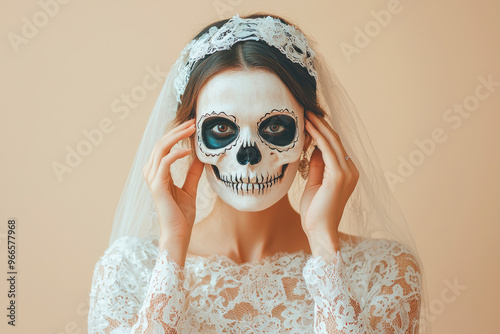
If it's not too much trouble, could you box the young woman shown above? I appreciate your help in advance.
[88,12,428,333]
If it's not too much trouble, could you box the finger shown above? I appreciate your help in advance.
[307,112,359,188]
[165,118,196,137]
[305,146,324,188]
[155,119,195,158]
[182,155,204,199]
[155,148,192,187]
[150,124,196,180]
[306,111,349,170]
[304,117,339,169]
[143,119,195,179]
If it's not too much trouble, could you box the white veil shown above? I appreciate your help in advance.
[108,13,430,332]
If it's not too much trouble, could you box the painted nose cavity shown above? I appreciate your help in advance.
[236,142,261,165]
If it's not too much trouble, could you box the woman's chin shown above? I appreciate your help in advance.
[205,160,300,212]
[219,194,282,212]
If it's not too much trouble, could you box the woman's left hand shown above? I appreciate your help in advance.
[300,110,359,253]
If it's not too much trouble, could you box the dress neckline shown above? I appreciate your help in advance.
[149,235,357,267]
[185,249,312,267]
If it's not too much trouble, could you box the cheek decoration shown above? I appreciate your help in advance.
[257,108,299,152]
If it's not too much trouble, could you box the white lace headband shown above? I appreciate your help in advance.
[173,14,319,104]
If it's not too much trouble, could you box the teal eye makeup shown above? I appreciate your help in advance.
[201,116,239,149]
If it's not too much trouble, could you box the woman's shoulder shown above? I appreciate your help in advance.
[107,235,158,250]
[339,234,421,286]
[97,235,159,269]
[340,232,419,264]
[90,236,161,305]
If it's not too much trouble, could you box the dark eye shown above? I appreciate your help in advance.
[213,124,229,134]
[201,116,239,149]
[264,123,285,134]
[258,114,296,146]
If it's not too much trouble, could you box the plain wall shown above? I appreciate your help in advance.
[1,1,498,333]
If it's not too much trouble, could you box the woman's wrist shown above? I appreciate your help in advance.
[158,235,190,267]
[306,228,341,260]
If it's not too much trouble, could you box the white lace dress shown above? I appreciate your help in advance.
[88,235,421,333]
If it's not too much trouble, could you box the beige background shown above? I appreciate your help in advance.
[1,0,499,333]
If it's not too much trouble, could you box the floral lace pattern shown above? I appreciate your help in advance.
[88,235,421,333]
[173,14,318,104]
[302,240,421,333]
[131,249,188,333]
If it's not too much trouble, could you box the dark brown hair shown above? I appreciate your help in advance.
[173,12,325,130]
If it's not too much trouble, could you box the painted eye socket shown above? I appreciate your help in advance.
[263,123,285,134]
[201,116,239,149]
[258,114,296,146]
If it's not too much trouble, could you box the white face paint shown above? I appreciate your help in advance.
[195,69,305,212]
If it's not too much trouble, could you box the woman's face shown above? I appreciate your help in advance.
[195,69,305,212]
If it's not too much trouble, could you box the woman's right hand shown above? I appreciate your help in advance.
[143,119,204,256]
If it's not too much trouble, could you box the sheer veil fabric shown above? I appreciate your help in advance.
[107,13,430,332]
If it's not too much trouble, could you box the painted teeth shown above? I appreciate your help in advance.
[220,172,282,185]
[219,171,284,195]
[213,164,289,195]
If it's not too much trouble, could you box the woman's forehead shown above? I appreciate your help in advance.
[197,69,302,120]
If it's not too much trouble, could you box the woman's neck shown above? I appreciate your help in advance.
[197,194,309,263]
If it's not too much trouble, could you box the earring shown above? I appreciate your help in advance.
[298,151,309,179]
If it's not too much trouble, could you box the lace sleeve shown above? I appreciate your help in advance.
[130,248,188,333]
[88,236,188,334]
[302,240,422,334]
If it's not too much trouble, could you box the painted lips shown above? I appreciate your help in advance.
[212,164,288,194]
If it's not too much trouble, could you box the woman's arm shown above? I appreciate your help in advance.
[302,239,422,334]
[130,245,188,333]
[88,237,188,334]
[300,111,421,332]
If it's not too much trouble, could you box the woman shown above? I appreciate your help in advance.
[88,12,428,333]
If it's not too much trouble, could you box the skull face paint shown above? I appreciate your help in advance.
[195,69,305,212]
